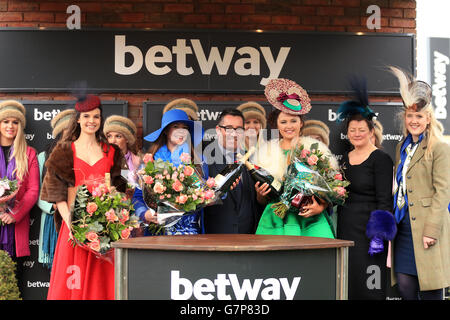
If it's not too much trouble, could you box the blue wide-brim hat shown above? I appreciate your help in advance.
[144,109,204,146]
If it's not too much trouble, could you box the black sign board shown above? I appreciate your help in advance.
[143,100,404,162]
[127,248,337,300]
[0,29,414,94]
[20,100,127,300]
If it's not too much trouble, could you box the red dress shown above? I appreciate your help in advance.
[47,143,116,300]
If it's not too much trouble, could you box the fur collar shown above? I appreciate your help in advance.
[45,142,75,185]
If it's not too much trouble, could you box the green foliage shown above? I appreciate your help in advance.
[0,250,21,300]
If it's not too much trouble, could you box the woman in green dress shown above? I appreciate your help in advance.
[253,78,337,238]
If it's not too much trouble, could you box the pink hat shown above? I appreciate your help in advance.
[264,78,312,115]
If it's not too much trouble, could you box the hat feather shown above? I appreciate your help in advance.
[337,76,375,122]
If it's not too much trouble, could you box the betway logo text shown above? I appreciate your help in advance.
[171,270,301,300]
[115,36,291,85]
[433,50,449,120]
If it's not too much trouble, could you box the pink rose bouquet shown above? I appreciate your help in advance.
[137,152,219,233]
[0,177,19,226]
[70,179,139,263]
[271,142,350,219]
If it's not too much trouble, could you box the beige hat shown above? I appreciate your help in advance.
[236,101,267,129]
[51,109,76,137]
[302,119,330,147]
[103,115,137,146]
[163,98,199,121]
[0,100,26,128]
[373,119,384,147]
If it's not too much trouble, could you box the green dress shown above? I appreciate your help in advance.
[256,203,335,238]
[255,148,335,238]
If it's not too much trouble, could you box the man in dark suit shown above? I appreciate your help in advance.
[203,109,261,234]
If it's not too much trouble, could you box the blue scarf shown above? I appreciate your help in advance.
[0,146,17,257]
[154,143,190,167]
[393,133,424,223]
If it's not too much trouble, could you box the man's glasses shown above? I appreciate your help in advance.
[218,125,245,135]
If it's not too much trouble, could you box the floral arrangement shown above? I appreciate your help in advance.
[138,152,217,233]
[70,181,139,262]
[0,177,18,202]
[271,142,350,219]
[0,178,19,226]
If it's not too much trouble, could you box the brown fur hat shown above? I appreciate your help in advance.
[236,101,267,129]
[302,119,330,147]
[0,100,26,128]
[163,98,199,121]
[103,115,137,146]
[51,109,76,138]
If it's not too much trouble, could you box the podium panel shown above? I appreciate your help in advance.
[113,234,353,300]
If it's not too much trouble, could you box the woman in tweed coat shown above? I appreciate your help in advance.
[390,67,450,300]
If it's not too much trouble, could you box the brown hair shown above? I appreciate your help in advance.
[59,107,110,152]
[147,122,204,178]
[267,109,305,136]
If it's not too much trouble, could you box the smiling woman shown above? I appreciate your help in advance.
[40,94,125,300]
[253,78,336,240]
[335,78,394,300]
[389,66,450,300]
[0,100,40,299]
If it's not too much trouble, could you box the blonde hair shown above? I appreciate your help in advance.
[10,122,28,180]
[400,104,445,160]
[389,66,444,159]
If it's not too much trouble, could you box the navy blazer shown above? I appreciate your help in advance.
[203,140,261,234]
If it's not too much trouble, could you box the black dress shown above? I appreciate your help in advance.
[337,149,393,300]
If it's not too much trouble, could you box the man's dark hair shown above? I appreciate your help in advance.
[217,108,245,126]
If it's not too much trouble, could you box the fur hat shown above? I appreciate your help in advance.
[103,115,137,146]
[0,100,26,128]
[264,78,312,115]
[75,94,101,112]
[236,101,267,129]
[163,98,199,121]
[302,120,330,147]
[51,109,76,138]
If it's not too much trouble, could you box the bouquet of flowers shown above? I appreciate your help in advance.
[0,178,19,226]
[138,152,218,234]
[271,142,350,219]
[70,175,139,263]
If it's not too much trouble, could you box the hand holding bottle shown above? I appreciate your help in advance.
[255,181,271,205]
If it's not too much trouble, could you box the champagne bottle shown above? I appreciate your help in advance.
[214,147,255,195]
[245,161,282,199]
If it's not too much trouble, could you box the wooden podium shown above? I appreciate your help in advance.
[112,234,353,300]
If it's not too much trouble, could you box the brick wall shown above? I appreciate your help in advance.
[0,0,416,148]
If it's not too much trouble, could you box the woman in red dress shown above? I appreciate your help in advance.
[40,95,125,300]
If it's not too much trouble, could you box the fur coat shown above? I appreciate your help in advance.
[40,142,126,232]
[253,136,339,183]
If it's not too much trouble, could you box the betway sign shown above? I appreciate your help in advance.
[115,36,289,86]
[171,270,301,300]
[429,37,450,134]
[0,30,414,93]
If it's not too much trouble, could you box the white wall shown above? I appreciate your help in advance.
[416,0,450,81]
